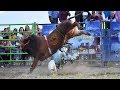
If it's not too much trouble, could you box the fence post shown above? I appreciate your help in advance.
[9,25,12,61]
[32,22,36,35]
[101,21,111,66]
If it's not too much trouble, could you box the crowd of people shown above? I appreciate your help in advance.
[0,11,120,67]
[48,11,120,24]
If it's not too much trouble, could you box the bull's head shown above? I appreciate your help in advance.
[19,34,39,57]
[20,37,30,52]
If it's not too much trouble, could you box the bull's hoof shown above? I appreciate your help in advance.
[28,68,33,74]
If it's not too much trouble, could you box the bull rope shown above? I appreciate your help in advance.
[56,29,64,38]
[44,35,52,55]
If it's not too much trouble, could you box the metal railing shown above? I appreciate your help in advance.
[0,22,36,63]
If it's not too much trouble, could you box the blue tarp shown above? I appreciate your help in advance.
[102,22,120,61]
[41,22,120,61]
[110,22,120,61]
[85,21,101,36]
[101,29,111,61]
[110,22,120,31]
[42,24,57,36]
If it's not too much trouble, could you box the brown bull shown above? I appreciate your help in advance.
[20,20,90,73]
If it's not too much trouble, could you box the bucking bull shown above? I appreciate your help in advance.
[20,20,91,73]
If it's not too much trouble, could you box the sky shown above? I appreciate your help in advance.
[0,11,75,30]
[0,11,75,24]
[0,11,91,30]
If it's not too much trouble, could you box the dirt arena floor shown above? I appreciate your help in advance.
[1,60,120,79]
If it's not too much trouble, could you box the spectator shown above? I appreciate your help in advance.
[96,11,105,20]
[13,28,18,36]
[10,33,19,60]
[24,25,31,38]
[11,33,17,45]
[83,11,91,22]
[104,11,111,20]
[2,36,10,66]
[108,11,115,21]
[106,11,116,29]
[17,27,24,62]
[25,25,31,31]
[59,11,71,22]
[0,36,4,49]
[115,11,120,22]
[98,11,104,21]
[0,36,5,67]
[88,11,99,21]
[48,11,59,24]
[36,25,42,37]
[17,27,24,39]
[75,11,83,26]
[75,11,91,27]
[3,28,9,39]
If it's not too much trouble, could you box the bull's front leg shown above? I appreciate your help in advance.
[29,56,40,73]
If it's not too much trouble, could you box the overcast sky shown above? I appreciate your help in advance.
[0,11,75,24]
[0,11,76,30]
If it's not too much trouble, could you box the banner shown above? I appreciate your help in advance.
[67,30,101,60]
[110,22,120,31]
[101,29,111,61]
[42,24,57,36]
[110,22,120,61]
[41,22,101,60]
[85,21,101,36]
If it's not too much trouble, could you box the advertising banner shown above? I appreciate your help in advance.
[85,21,101,36]
[68,29,101,60]
[42,24,57,36]
[110,22,120,61]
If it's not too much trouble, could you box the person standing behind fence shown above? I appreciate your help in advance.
[115,11,120,22]
[96,11,105,20]
[105,11,116,29]
[17,27,24,39]
[103,11,111,20]
[36,25,42,37]
[58,11,71,22]
[48,11,59,24]
[24,25,31,38]
[108,11,115,21]
[88,11,99,22]
[3,28,9,39]
[75,11,83,27]
[0,36,5,67]
[98,12,104,21]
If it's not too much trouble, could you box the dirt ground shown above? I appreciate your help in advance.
[1,60,120,79]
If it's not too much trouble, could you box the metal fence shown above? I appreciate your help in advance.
[0,23,36,63]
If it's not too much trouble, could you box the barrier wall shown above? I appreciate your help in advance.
[41,24,57,36]
[110,22,120,61]
[42,21,102,60]
[101,21,120,61]
[81,21,101,60]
